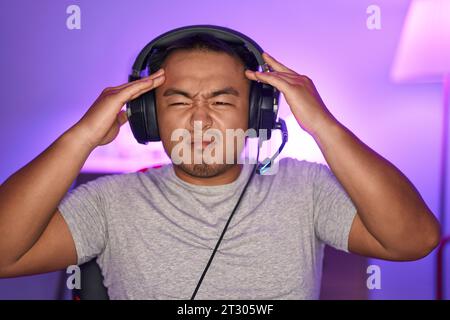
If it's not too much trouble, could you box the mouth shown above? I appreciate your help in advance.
[191,140,213,148]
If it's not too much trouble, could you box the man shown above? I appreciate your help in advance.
[0,33,440,299]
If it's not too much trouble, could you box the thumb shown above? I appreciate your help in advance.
[117,110,128,126]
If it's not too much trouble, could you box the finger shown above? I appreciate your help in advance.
[245,70,291,92]
[246,70,297,86]
[245,69,293,83]
[273,71,300,79]
[245,69,259,82]
[117,110,128,126]
[266,71,300,85]
[107,68,165,92]
[262,52,297,75]
[276,72,314,89]
[247,69,309,87]
[119,74,165,103]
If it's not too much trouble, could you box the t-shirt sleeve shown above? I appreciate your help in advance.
[310,162,357,252]
[58,175,112,265]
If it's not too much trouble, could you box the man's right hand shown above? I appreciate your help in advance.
[73,68,165,149]
[0,68,166,278]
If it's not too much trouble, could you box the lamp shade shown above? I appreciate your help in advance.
[391,0,450,83]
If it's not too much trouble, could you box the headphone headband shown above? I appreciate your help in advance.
[131,24,268,78]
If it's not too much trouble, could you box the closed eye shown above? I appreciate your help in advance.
[168,102,189,106]
[168,102,232,106]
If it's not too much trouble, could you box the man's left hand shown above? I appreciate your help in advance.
[245,52,335,135]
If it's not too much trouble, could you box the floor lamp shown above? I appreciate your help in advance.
[391,0,450,300]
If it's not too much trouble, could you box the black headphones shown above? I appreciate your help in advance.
[126,24,281,144]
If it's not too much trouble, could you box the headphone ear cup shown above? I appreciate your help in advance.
[248,81,262,135]
[258,83,279,141]
[126,90,161,144]
[141,90,161,142]
[248,81,278,141]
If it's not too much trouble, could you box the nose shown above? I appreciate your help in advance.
[189,104,213,131]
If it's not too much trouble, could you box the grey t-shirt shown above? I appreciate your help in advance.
[58,157,357,300]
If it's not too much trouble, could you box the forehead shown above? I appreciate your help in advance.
[160,50,247,87]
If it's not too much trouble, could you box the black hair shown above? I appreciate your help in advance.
[146,33,259,74]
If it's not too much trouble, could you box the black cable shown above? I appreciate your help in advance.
[190,138,261,300]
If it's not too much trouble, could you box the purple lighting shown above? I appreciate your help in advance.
[391,0,450,83]
[0,0,446,300]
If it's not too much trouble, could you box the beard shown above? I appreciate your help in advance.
[167,134,248,178]
[175,162,235,178]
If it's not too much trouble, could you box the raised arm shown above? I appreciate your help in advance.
[0,68,166,277]
[245,52,440,261]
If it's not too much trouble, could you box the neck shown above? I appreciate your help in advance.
[173,164,243,186]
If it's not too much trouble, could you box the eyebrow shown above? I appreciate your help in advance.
[162,86,240,99]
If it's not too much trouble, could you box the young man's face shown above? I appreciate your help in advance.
[155,49,251,178]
